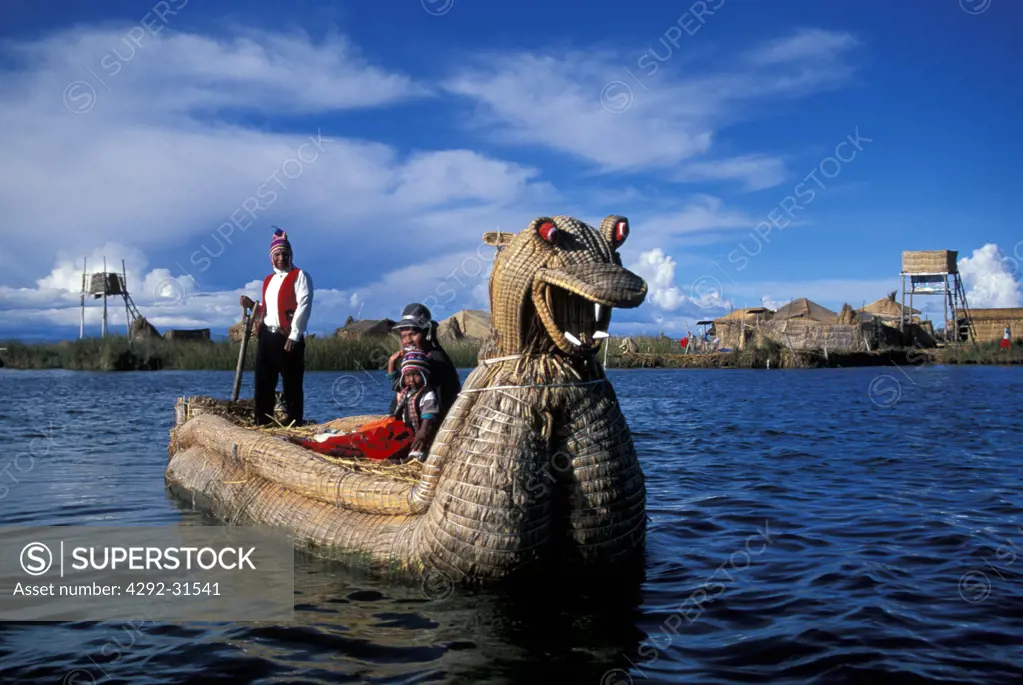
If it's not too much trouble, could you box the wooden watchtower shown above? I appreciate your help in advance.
[899,250,975,347]
[78,257,144,339]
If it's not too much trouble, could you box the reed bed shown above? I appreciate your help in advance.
[0,335,481,371]
[3,334,675,370]
[12,333,1015,371]
[936,340,1023,365]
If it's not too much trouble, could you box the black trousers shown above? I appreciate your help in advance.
[254,330,305,425]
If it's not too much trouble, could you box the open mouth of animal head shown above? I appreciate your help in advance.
[532,263,647,355]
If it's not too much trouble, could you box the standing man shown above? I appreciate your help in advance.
[240,227,313,426]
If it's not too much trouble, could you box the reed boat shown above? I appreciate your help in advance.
[165,215,649,584]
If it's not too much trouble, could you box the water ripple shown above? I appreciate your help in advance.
[1,366,1021,683]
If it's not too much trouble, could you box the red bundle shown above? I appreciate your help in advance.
[292,416,413,461]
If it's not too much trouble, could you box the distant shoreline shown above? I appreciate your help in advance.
[611,348,1022,369]
[1,335,1019,371]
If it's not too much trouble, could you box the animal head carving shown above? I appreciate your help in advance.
[482,215,647,356]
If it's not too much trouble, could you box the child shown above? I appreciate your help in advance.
[394,350,440,462]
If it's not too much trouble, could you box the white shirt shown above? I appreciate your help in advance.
[263,267,313,342]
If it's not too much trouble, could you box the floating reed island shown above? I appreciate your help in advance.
[4,329,1019,372]
[165,215,650,584]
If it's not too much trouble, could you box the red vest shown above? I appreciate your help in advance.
[257,268,301,335]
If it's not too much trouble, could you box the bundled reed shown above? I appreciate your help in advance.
[901,250,958,274]
[967,308,1023,343]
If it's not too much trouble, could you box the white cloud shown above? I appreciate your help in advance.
[672,155,787,192]
[760,295,787,311]
[624,195,757,253]
[1,235,513,336]
[958,244,1023,308]
[346,247,498,323]
[630,249,686,311]
[0,244,364,337]
[651,195,756,236]
[11,27,429,120]
[0,22,865,341]
[744,28,859,68]
[441,28,858,184]
[0,24,561,289]
[627,248,731,319]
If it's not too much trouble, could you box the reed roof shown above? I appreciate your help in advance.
[336,318,396,336]
[858,297,920,317]
[969,308,1023,320]
[713,307,772,323]
[771,298,838,323]
[438,309,491,341]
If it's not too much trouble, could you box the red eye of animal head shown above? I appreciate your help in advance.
[537,221,559,244]
[614,220,629,246]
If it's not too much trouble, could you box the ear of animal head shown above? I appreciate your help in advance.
[600,215,630,251]
[482,232,515,248]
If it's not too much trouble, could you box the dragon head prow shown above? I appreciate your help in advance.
[482,215,647,357]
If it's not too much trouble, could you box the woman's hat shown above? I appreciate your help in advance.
[393,303,432,331]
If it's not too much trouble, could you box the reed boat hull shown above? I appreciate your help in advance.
[165,214,651,585]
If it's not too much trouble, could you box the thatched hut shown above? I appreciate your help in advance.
[228,318,256,342]
[762,298,867,352]
[335,318,396,338]
[163,329,211,342]
[858,292,920,327]
[771,298,838,324]
[130,315,160,341]
[437,309,491,343]
[711,307,773,349]
[967,308,1023,343]
[618,337,639,353]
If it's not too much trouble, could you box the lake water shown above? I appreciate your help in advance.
[1,365,1022,684]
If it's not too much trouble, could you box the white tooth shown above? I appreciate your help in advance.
[564,332,583,346]
[594,303,606,320]
[593,331,610,340]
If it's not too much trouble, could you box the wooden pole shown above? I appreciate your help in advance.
[122,259,131,339]
[739,309,745,351]
[102,256,108,338]
[942,274,949,346]
[908,283,914,347]
[80,257,86,339]
[900,274,906,341]
[232,304,256,402]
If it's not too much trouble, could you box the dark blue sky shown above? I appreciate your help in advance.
[1,0,1020,340]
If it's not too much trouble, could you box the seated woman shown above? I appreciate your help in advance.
[387,303,461,424]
